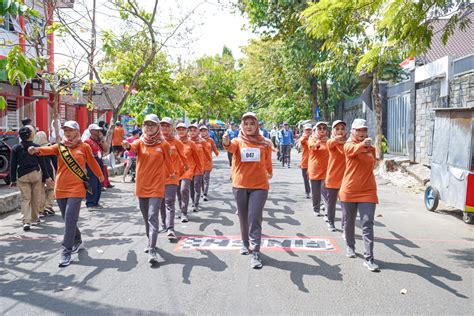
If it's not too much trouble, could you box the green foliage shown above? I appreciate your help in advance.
[0,0,30,17]
[5,46,38,85]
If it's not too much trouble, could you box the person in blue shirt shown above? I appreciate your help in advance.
[279,122,294,168]
[259,121,270,139]
[225,122,239,166]
[208,127,218,147]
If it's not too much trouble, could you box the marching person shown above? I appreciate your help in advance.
[29,121,104,267]
[112,121,125,163]
[84,124,107,211]
[122,114,175,264]
[176,123,203,223]
[279,122,294,167]
[299,124,313,199]
[11,126,51,231]
[259,121,270,139]
[308,122,329,217]
[225,122,239,166]
[339,118,380,272]
[222,112,273,269]
[325,120,347,232]
[189,123,211,212]
[200,125,219,201]
[159,117,187,239]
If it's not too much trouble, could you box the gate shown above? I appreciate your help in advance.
[387,93,410,155]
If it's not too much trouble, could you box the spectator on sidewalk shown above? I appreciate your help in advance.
[122,129,140,183]
[10,126,51,231]
[84,124,106,211]
[112,121,125,163]
[35,131,56,216]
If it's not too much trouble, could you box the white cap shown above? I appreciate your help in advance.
[62,121,80,130]
[144,114,159,124]
[313,121,328,129]
[331,120,346,129]
[88,123,102,131]
[351,118,367,129]
[242,112,257,120]
[199,125,208,130]
[189,123,199,129]
[303,123,312,130]
[176,122,187,129]
[160,117,173,125]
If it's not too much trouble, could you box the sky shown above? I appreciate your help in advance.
[54,0,256,73]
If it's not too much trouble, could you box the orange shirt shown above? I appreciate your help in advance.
[112,126,125,146]
[325,139,346,189]
[180,139,202,180]
[38,143,104,199]
[164,138,187,186]
[224,138,272,190]
[307,137,329,180]
[129,140,174,198]
[193,140,211,176]
[203,138,219,171]
[299,136,310,169]
[339,141,378,203]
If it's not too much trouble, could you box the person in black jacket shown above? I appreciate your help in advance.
[10,126,52,231]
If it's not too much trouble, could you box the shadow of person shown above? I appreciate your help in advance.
[446,247,474,269]
[260,254,343,293]
[155,248,228,285]
[190,215,234,232]
[264,215,301,230]
[376,255,468,298]
[378,231,420,258]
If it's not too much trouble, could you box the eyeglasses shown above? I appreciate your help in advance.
[317,126,327,130]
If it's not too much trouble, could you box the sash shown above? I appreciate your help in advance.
[58,143,92,194]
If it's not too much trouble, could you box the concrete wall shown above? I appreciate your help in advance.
[341,98,376,139]
[450,72,474,108]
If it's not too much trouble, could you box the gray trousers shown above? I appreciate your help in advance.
[190,175,203,208]
[57,198,82,254]
[202,171,211,196]
[233,188,268,252]
[138,197,162,249]
[342,202,376,260]
[160,184,178,230]
[310,180,328,214]
[281,145,291,163]
[301,168,311,194]
[326,188,340,224]
[177,179,191,215]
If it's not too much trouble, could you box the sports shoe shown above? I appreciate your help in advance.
[250,252,263,269]
[364,259,380,272]
[39,212,46,218]
[324,215,329,223]
[181,215,189,223]
[59,252,72,267]
[148,247,159,264]
[305,193,311,199]
[71,241,84,254]
[87,206,96,212]
[240,246,250,255]
[203,195,208,202]
[44,207,55,215]
[327,222,336,232]
[314,211,323,217]
[144,247,149,253]
[346,247,356,258]
[159,225,167,233]
[193,206,199,212]
[31,219,41,226]
[167,229,177,240]
[23,223,31,231]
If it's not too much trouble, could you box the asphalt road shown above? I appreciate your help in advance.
[1,151,473,315]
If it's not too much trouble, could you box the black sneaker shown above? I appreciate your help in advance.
[203,195,208,202]
[346,247,356,258]
[364,259,380,272]
[59,252,72,267]
[250,252,263,269]
[23,223,31,231]
[44,207,55,215]
[71,241,84,254]
[148,247,159,264]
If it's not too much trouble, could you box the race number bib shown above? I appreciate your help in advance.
[241,147,261,162]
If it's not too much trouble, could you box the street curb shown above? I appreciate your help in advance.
[0,191,20,215]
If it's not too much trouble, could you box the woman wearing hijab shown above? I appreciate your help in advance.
[176,123,203,223]
[189,123,211,212]
[35,131,56,216]
[122,114,175,265]
[307,122,329,217]
[325,120,347,232]
[222,112,273,269]
[11,126,51,231]
[29,121,104,267]
[298,124,313,199]
[339,118,380,272]
[199,125,219,201]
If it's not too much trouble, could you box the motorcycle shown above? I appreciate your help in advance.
[0,135,14,185]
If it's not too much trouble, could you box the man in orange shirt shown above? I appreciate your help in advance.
[298,124,312,199]
[339,118,380,272]
[112,121,125,162]
[308,122,329,217]
[199,125,219,201]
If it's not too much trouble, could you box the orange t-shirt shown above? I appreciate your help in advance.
[112,126,125,146]
[38,143,104,199]
[224,138,272,190]
[299,136,310,169]
[193,140,211,176]
[325,139,346,189]
[129,140,174,198]
[307,137,329,180]
[164,138,187,186]
[204,138,219,171]
[339,141,378,203]
[180,139,203,180]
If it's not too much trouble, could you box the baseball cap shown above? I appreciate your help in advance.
[199,125,208,130]
[315,121,328,128]
[189,123,199,129]
[62,120,80,130]
[283,122,289,125]
[303,124,312,130]
[144,114,159,124]
[88,123,102,131]
[351,118,367,129]
[332,120,346,129]
[176,123,187,129]
[242,112,257,120]
[258,120,263,125]
[160,117,173,125]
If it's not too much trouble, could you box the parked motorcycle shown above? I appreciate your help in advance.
[0,135,14,185]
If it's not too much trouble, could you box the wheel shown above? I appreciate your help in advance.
[424,185,440,212]
[463,212,474,224]
[3,175,11,185]
[0,154,9,173]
